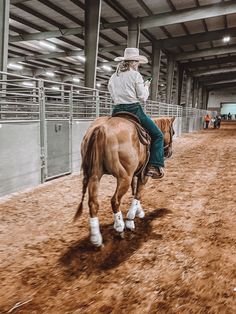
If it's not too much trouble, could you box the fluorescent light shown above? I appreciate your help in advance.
[160,83,164,87]
[22,82,34,87]
[223,36,231,43]
[8,63,23,70]
[77,56,86,62]
[102,65,112,71]
[46,71,55,77]
[39,41,56,50]
[52,86,59,90]
[96,83,101,88]
[73,77,80,83]
[76,90,80,94]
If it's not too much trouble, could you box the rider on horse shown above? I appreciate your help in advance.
[108,48,165,179]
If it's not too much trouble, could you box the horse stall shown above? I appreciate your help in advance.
[2,74,234,314]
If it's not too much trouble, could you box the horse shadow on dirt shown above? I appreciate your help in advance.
[59,208,172,280]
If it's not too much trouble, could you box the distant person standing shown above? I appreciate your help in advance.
[216,115,222,128]
[204,114,211,129]
[228,112,232,120]
[213,117,217,128]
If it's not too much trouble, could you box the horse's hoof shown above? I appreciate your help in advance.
[125,219,135,230]
[114,225,124,233]
[136,209,145,219]
[120,231,125,239]
[90,233,103,247]
[114,220,125,233]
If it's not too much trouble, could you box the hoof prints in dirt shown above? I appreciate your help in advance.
[59,208,171,278]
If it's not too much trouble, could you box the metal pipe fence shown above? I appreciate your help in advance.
[0,72,218,196]
[0,72,216,122]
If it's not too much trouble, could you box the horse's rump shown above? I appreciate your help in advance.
[81,117,147,178]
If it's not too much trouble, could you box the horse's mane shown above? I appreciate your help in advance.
[153,117,173,132]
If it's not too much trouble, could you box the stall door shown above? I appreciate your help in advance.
[46,120,71,179]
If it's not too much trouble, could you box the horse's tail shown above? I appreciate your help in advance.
[74,125,105,221]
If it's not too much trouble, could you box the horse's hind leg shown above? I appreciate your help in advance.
[88,176,103,246]
[126,176,148,230]
[111,176,131,233]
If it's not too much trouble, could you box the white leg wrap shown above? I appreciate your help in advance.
[125,219,135,230]
[113,211,125,233]
[127,199,145,220]
[89,217,102,247]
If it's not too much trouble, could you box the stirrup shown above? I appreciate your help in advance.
[146,166,164,179]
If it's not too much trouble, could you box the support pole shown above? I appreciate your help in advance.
[176,63,184,106]
[192,78,198,108]
[202,86,209,109]
[166,56,175,104]
[128,19,140,48]
[198,83,203,109]
[186,76,192,107]
[151,43,161,101]
[0,0,9,72]
[84,0,102,88]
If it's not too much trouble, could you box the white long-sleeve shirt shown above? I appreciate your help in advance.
[108,69,149,104]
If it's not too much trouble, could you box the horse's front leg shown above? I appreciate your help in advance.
[88,176,103,247]
[111,176,131,234]
[126,176,148,230]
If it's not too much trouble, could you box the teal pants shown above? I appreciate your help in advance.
[112,103,164,167]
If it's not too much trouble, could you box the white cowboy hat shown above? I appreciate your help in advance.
[114,48,148,64]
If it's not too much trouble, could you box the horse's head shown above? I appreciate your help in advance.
[154,117,175,159]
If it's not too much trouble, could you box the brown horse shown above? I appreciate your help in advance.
[74,116,175,246]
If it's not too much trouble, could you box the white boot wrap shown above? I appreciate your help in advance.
[89,217,102,247]
[113,211,125,233]
[127,199,145,219]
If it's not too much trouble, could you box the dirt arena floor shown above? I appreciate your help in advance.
[0,121,236,314]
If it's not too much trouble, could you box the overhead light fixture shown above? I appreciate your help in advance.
[46,71,55,77]
[96,83,101,88]
[8,63,23,70]
[73,77,80,83]
[39,41,56,50]
[22,82,34,87]
[160,83,164,87]
[76,90,80,94]
[102,65,112,71]
[52,86,59,90]
[223,36,231,43]
[77,56,86,62]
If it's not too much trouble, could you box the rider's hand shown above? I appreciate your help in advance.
[144,80,151,88]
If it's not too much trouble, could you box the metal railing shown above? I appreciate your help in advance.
[0,72,216,121]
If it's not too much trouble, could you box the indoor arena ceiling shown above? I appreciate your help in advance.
[7,0,236,92]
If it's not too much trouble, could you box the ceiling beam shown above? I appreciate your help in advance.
[182,55,236,69]
[9,27,84,42]
[155,27,236,49]
[192,66,236,77]
[99,42,150,52]
[103,0,154,56]
[176,45,236,61]
[198,72,236,82]
[207,81,236,90]
[10,0,31,3]
[205,78,236,86]
[71,26,236,54]
[102,1,236,30]
[8,50,84,63]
